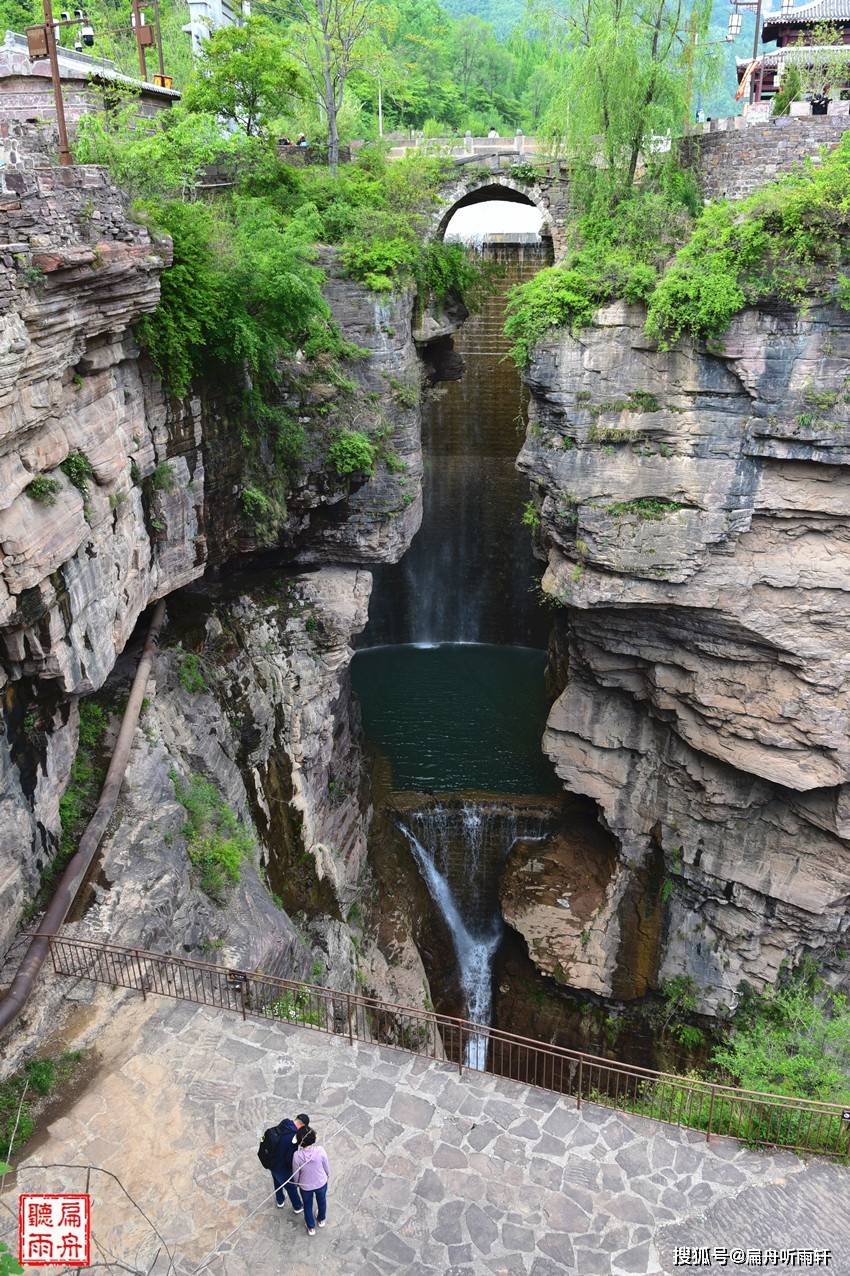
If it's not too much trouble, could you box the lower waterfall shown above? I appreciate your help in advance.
[399,803,549,1068]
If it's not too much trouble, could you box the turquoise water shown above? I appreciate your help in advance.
[351,644,559,794]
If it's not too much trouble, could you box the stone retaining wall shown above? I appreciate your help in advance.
[683,115,850,201]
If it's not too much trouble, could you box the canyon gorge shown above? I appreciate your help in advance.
[2,115,850,1087]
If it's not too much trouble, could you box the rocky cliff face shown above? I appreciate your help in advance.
[519,298,850,1014]
[0,140,431,997]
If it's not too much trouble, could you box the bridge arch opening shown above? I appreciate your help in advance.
[435,179,554,249]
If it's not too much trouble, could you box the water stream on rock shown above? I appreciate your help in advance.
[356,230,556,1063]
[399,805,549,1067]
[365,239,552,647]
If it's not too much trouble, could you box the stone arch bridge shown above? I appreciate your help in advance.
[434,162,570,259]
[418,114,850,258]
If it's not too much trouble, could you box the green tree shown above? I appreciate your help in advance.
[278,0,374,170]
[538,0,716,196]
[182,16,303,136]
[794,21,850,104]
[771,63,801,116]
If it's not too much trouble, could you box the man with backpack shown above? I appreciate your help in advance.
[258,1112,309,1211]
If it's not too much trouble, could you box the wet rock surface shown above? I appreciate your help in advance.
[520,298,850,1012]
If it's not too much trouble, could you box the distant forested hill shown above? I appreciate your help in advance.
[440,0,756,117]
[440,0,526,38]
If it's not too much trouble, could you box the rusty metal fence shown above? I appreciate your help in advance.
[44,935,850,1158]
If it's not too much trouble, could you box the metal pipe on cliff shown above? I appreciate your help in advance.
[0,599,167,1037]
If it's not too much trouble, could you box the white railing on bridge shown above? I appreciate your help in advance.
[386,132,541,161]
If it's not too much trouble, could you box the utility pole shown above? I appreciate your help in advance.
[41,0,73,165]
[131,0,147,80]
[152,0,165,79]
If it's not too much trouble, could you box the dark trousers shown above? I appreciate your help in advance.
[300,1183,327,1229]
[271,1169,301,1209]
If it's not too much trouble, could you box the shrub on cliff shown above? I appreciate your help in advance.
[328,429,377,476]
[505,173,694,365]
[172,772,254,904]
[508,134,850,363]
[712,963,850,1105]
[134,196,330,398]
[645,133,850,347]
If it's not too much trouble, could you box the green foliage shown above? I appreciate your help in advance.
[837,275,850,312]
[172,772,253,903]
[416,239,486,304]
[25,476,61,505]
[627,390,661,412]
[521,499,540,530]
[713,965,850,1103]
[0,1053,83,1163]
[0,1240,23,1276]
[151,461,175,493]
[645,135,850,347]
[794,22,850,102]
[240,485,278,537]
[77,104,337,398]
[75,93,243,198]
[509,162,539,184]
[328,429,377,476]
[606,497,685,520]
[25,700,107,918]
[265,989,325,1026]
[505,176,694,365]
[177,651,207,695]
[182,17,303,136]
[771,64,801,116]
[134,195,331,399]
[537,0,717,196]
[60,451,95,495]
[78,702,107,749]
[300,147,485,297]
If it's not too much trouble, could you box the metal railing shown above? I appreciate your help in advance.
[42,935,850,1158]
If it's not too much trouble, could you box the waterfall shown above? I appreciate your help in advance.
[400,803,550,1069]
[399,819,500,1069]
[362,240,553,649]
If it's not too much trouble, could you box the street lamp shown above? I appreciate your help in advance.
[729,0,765,102]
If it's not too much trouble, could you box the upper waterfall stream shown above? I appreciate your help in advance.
[365,240,552,648]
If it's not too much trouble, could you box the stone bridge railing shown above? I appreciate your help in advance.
[387,133,544,165]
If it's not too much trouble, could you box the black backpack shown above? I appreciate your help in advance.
[257,1125,281,1169]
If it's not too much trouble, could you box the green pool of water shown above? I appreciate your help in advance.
[351,644,559,794]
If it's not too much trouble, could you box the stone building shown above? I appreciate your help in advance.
[0,30,179,130]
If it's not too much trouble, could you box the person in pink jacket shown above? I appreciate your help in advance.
[291,1127,330,1236]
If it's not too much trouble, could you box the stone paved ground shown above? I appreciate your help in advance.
[2,996,849,1275]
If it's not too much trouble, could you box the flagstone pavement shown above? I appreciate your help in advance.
[2,996,849,1275]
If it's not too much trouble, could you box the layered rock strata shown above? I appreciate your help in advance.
[519,298,850,1013]
[0,140,429,988]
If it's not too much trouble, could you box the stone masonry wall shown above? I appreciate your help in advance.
[684,115,850,201]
